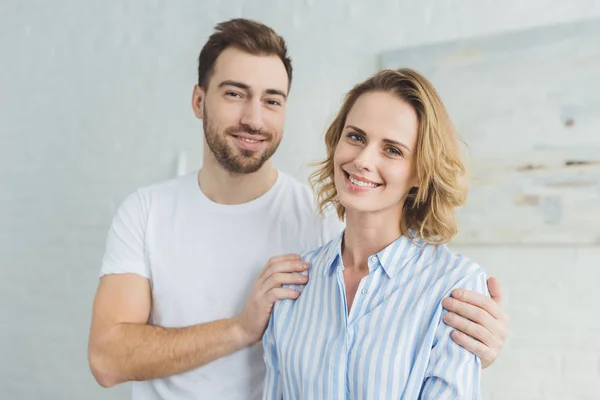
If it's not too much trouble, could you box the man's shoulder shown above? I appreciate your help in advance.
[135,171,195,200]
[274,171,320,220]
[113,172,196,220]
[276,171,344,231]
[276,171,314,203]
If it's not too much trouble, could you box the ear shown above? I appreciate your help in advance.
[191,84,205,120]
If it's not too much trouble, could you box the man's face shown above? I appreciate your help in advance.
[193,47,289,174]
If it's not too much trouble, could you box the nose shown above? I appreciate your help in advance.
[352,145,376,172]
[239,99,264,132]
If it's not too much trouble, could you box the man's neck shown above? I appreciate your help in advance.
[197,158,278,205]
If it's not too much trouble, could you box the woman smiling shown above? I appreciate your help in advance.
[263,68,487,400]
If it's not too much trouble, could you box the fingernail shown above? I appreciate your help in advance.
[454,289,464,298]
[442,298,453,308]
[444,313,453,323]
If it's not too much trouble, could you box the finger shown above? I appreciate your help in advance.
[259,254,302,277]
[450,330,496,369]
[443,312,496,347]
[443,297,509,342]
[261,271,309,292]
[442,297,497,328]
[487,277,503,306]
[260,260,309,283]
[266,287,301,303]
[449,288,505,321]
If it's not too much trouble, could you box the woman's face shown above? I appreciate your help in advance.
[333,91,419,217]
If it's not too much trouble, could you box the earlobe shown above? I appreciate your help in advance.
[191,84,205,120]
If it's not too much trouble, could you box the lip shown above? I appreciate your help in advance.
[342,170,383,192]
[230,134,267,151]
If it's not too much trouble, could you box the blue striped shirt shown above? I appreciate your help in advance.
[262,231,488,399]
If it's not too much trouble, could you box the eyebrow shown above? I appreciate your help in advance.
[219,80,287,100]
[346,125,412,152]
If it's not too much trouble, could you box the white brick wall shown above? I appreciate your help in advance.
[2,1,599,398]
[452,246,600,399]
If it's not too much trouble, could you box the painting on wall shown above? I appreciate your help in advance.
[380,18,600,245]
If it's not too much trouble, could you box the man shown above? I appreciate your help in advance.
[88,18,509,400]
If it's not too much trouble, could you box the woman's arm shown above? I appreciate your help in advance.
[420,272,488,399]
[262,313,283,400]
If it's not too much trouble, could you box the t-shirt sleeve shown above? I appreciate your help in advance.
[100,189,151,279]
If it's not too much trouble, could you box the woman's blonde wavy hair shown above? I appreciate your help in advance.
[309,68,468,244]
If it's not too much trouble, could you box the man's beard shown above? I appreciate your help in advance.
[203,108,281,174]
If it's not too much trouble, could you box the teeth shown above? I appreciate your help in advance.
[349,175,378,188]
[238,137,260,143]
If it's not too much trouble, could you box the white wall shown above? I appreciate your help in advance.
[2,1,599,399]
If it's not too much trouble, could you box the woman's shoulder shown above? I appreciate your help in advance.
[420,243,488,293]
[300,232,343,274]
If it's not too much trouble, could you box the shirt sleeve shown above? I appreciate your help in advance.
[419,271,488,400]
[99,189,151,279]
[262,312,283,400]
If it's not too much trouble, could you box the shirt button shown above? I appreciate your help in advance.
[370,256,377,263]
[361,288,368,295]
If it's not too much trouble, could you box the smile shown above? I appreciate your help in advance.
[344,171,382,188]
[230,134,268,151]
[233,136,264,143]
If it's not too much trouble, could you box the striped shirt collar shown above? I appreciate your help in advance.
[321,230,424,278]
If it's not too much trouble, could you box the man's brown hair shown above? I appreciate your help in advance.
[197,18,293,90]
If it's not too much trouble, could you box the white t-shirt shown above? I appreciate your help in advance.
[100,170,343,400]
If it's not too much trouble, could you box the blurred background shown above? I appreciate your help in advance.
[2,1,600,399]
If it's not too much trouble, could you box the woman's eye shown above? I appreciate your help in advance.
[386,147,403,157]
[348,133,364,143]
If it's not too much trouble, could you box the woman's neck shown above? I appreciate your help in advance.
[342,208,403,273]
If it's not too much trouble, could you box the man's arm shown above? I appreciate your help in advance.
[88,273,244,387]
[88,255,309,388]
[442,276,509,368]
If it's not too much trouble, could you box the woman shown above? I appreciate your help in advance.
[262,68,487,399]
